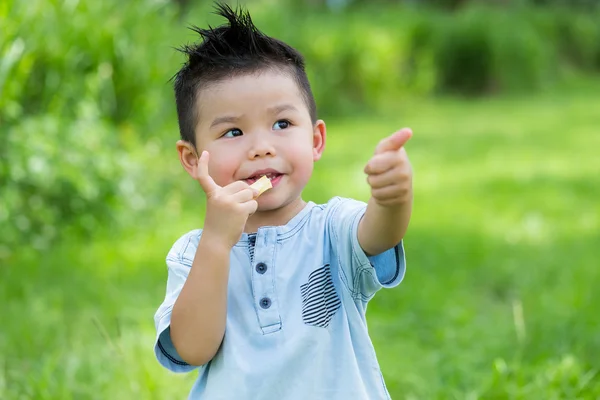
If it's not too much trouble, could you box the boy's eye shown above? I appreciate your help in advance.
[222,128,243,138]
[273,120,290,130]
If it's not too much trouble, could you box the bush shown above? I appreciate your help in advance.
[1,0,599,259]
[0,0,184,257]
[432,10,495,95]
[490,11,555,93]
[555,12,600,70]
[264,4,599,102]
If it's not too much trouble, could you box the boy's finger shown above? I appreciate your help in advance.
[196,151,220,193]
[374,128,412,155]
[222,180,253,195]
[230,188,256,203]
[242,199,259,216]
[364,152,397,175]
[366,168,403,189]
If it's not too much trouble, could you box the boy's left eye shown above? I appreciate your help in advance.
[272,120,290,130]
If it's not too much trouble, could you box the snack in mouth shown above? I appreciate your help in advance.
[250,175,272,197]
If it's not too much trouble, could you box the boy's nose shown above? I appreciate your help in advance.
[248,137,276,159]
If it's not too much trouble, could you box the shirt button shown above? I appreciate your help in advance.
[259,297,272,309]
[255,262,267,274]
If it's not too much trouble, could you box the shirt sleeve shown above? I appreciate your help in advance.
[153,229,204,373]
[327,197,406,302]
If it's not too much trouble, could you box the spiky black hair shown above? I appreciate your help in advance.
[172,2,317,147]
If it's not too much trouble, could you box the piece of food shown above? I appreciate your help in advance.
[250,175,272,196]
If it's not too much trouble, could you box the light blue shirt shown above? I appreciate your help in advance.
[154,197,406,399]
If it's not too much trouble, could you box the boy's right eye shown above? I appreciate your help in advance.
[222,128,243,138]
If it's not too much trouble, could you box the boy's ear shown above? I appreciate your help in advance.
[312,120,326,161]
[176,140,199,178]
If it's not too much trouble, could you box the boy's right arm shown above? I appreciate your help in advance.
[167,150,258,366]
[169,232,231,366]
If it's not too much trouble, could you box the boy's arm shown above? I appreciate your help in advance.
[169,233,230,366]
[357,129,413,256]
[358,196,412,256]
[169,150,259,366]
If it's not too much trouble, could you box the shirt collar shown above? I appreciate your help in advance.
[235,201,316,245]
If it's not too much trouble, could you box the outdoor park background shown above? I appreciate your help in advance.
[1,0,599,398]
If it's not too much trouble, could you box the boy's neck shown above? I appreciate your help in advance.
[244,197,307,233]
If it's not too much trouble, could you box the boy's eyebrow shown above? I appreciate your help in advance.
[266,104,299,114]
[209,104,298,128]
[210,115,241,128]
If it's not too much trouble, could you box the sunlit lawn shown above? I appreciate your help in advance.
[2,84,600,399]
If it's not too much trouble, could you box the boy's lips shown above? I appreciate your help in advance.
[243,169,284,186]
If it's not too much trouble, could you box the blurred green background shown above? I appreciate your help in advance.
[2,0,600,398]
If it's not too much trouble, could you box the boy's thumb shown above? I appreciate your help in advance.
[374,128,412,154]
[196,151,219,193]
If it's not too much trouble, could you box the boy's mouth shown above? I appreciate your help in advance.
[245,171,283,185]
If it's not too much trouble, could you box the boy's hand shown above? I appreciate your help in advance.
[364,128,413,207]
[195,151,258,248]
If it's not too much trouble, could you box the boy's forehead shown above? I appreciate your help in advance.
[195,71,307,121]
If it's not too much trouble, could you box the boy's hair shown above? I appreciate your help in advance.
[173,3,317,148]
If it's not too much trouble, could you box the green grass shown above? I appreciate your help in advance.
[2,85,600,399]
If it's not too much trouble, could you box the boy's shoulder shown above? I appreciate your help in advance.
[308,196,368,221]
[324,196,366,209]
[166,196,368,257]
[166,228,202,265]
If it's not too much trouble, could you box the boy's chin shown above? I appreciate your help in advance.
[255,193,297,212]
[255,198,282,212]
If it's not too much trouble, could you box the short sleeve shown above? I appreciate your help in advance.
[328,197,406,302]
[153,229,203,373]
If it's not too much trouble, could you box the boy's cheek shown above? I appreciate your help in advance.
[296,150,317,174]
[207,159,238,186]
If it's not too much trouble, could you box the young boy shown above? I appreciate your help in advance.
[154,3,413,399]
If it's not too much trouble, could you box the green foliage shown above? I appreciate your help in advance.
[433,10,495,94]
[481,355,600,398]
[269,4,599,102]
[0,0,184,255]
[2,0,600,396]
[2,86,599,399]
[554,12,600,70]
[1,0,599,260]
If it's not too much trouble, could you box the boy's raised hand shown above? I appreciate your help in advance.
[195,151,258,248]
[364,128,413,207]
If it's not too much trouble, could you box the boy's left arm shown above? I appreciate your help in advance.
[358,128,413,256]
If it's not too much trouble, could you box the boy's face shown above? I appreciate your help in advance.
[182,70,326,212]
